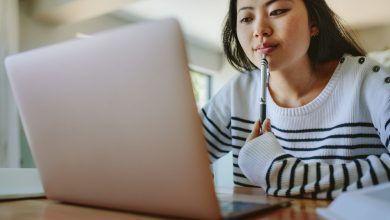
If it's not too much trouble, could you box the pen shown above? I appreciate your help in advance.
[259,54,268,123]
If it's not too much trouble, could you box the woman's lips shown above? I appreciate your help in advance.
[258,46,276,54]
[254,44,278,54]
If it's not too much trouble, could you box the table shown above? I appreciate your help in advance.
[0,187,331,220]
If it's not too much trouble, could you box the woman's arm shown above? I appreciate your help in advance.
[201,107,233,163]
[239,132,390,199]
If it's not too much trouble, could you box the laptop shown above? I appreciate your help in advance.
[5,18,289,219]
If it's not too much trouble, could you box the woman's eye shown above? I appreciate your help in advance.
[269,9,289,16]
[240,17,253,24]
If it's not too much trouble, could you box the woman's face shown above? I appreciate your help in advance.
[236,0,317,71]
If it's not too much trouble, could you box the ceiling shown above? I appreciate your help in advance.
[118,0,390,50]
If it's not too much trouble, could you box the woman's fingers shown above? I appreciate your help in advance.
[246,120,261,142]
[246,119,272,142]
[262,118,271,133]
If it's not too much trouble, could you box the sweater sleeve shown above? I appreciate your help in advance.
[200,83,233,164]
[239,64,390,199]
[238,133,390,199]
[362,64,390,149]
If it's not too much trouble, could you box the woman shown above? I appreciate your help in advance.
[201,0,390,199]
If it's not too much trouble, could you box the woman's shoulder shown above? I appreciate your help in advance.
[203,70,258,109]
[340,54,390,94]
[341,54,388,76]
[226,70,259,90]
[211,70,258,96]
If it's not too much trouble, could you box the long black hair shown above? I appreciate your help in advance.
[222,0,366,72]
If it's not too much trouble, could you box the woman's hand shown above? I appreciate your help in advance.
[246,119,271,142]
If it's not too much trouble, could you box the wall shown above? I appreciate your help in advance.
[20,2,223,71]
[20,3,128,51]
[356,24,390,52]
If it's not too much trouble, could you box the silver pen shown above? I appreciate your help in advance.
[259,54,268,123]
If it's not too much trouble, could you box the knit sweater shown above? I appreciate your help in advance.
[201,54,390,199]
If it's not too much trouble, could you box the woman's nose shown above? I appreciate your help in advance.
[253,19,272,38]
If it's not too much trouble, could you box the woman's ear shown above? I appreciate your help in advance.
[310,24,319,37]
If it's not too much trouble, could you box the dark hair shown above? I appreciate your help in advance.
[222,0,366,72]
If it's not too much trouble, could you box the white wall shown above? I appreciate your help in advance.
[20,2,128,51]
[19,1,224,72]
[356,24,390,52]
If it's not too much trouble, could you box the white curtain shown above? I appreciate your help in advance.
[0,0,20,167]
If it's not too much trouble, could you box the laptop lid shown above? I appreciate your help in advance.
[5,18,220,219]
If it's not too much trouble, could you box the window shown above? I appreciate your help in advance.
[189,70,212,109]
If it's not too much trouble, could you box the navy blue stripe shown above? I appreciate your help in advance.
[231,145,242,150]
[312,162,321,199]
[342,164,349,192]
[203,124,242,149]
[233,154,238,158]
[234,172,246,178]
[231,117,255,124]
[327,165,335,199]
[232,134,382,143]
[379,160,390,181]
[202,109,232,140]
[266,154,292,194]
[386,136,390,148]
[234,181,258,188]
[226,120,231,129]
[233,163,239,168]
[275,154,293,161]
[274,160,288,196]
[232,135,247,141]
[282,144,385,152]
[230,135,248,142]
[208,150,219,160]
[276,133,380,142]
[206,138,229,154]
[354,160,363,189]
[203,123,231,145]
[385,118,390,130]
[367,159,379,185]
[271,122,375,133]
[300,164,309,198]
[286,159,300,197]
[232,123,378,136]
[299,155,376,161]
[231,126,251,133]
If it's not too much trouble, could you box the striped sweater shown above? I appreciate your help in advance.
[201,54,390,199]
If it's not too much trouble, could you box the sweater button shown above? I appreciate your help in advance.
[358,57,365,64]
[385,77,390,83]
[373,65,380,72]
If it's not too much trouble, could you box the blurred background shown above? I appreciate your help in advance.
[1,0,389,187]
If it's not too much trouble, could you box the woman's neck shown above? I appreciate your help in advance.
[268,59,338,108]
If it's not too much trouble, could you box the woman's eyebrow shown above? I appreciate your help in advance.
[265,0,291,7]
[237,0,291,13]
[237,6,254,14]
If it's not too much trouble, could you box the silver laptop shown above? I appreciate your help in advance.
[5,18,289,219]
